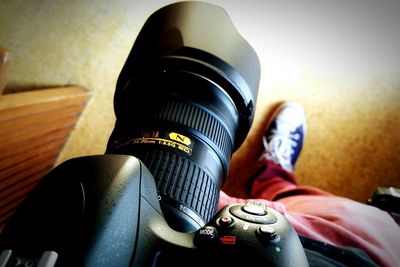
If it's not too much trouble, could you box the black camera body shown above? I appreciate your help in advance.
[0,155,308,266]
[0,2,309,266]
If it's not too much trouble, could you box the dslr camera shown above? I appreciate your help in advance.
[0,2,308,266]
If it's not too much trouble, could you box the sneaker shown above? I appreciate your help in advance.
[261,102,307,172]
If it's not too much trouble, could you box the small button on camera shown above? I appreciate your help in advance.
[257,225,279,242]
[218,216,234,227]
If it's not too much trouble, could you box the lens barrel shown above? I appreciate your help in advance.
[107,2,260,232]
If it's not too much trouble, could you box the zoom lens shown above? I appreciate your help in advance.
[106,2,260,232]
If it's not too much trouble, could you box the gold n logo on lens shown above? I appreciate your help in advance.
[168,132,191,145]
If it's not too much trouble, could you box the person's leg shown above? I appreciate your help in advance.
[249,158,332,201]
[219,102,400,267]
[250,102,331,200]
[220,102,329,205]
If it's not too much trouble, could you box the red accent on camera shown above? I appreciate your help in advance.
[219,235,236,245]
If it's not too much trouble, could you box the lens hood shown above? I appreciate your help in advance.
[115,1,260,148]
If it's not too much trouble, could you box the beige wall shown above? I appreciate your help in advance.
[1,0,400,201]
[0,0,174,160]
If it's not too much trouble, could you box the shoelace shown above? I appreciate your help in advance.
[263,128,301,171]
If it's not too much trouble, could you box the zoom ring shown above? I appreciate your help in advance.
[142,149,219,224]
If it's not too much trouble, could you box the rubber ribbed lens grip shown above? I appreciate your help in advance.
[141,149,219,225]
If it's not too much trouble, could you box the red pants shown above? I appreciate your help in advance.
[219,159,400,267]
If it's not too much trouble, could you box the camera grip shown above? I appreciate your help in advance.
[194,202,309,266]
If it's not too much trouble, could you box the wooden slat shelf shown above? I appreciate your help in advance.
[0,127,73,161]
[0,139,65,179]
[0,86,91,230]
[0,105,84,136]
[0,115,79,147]
[0,149,60,189]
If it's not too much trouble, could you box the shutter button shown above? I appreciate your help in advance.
[242,202,267,216]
